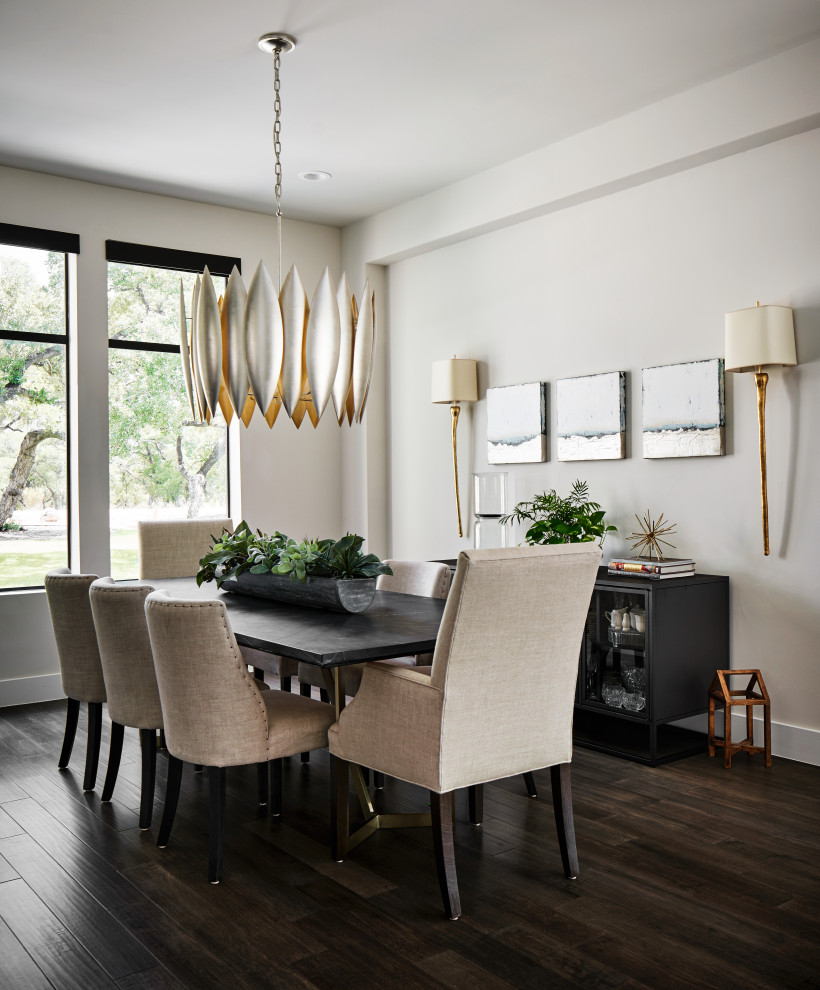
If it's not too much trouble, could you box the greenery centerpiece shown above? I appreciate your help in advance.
[500,480,616,547]
[197,522,392,613]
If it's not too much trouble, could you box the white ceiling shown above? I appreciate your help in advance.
[1,0,819,227]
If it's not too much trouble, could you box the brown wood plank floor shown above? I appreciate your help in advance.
[0,698,818,990]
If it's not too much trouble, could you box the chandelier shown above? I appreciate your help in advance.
[179,33,375,429]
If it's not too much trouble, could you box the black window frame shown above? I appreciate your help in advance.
[0,223,79,591]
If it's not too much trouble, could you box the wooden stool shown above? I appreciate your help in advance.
[708,670,772,769]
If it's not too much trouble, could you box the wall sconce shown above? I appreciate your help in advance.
[432,358,478,538]
[725,303,797,555]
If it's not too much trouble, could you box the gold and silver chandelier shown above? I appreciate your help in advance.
[180,33,375,429]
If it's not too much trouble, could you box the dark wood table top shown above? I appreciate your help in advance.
[140,577,446,668]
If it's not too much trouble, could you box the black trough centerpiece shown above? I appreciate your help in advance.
[196,522,392,614]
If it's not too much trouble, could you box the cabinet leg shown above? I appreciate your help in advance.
[763,702,772,768]
[707,697,716,757]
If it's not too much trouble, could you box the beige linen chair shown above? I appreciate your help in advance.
[44,568,106,791]
[145,590,336,883]
[328,544,601,919]
[138,517,299,692]
[89,578,163,829]
[137,517,234,580]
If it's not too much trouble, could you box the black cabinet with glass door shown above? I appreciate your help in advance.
[573,567,729,765]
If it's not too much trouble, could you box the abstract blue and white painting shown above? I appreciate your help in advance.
[556,371,625,461]
[486,382,548,464]
[642,358,725,458]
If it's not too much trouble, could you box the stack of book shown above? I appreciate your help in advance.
[607,556,695,580]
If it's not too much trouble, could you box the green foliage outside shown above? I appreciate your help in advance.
[501,479,616,547]
[197,522,393,587]
[107,263,227,524]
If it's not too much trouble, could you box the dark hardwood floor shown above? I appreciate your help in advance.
[0,697,818,990]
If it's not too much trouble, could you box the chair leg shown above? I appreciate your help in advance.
[523,771,538,798]
[281,675,292,693]
[468,784,483,825]
[139,728,157,830]
[83,702,103,792]
[373,771,385,789]
[257,762,268,807]
[270,758,283,817]
[208,766,227,884]
[157,755,183,848]
[431,791,461,920]
[550,763,579,879]
[159,730,167,751]
[330,755,349,863]
[300,683,311,763]
[101,721,125,803]
[59,698,80,769]
[319,687,330,704]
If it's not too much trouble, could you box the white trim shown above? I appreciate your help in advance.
[0,673,64,708]
[675,713,820,767]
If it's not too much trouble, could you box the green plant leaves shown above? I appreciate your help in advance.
[196,523,393,586]
[500,479,617,548]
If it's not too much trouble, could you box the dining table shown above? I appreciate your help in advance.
[136,575,448,857]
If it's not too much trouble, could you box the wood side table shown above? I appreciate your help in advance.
[708,669,772,768]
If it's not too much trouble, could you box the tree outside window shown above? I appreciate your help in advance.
[0,244,69,589]
[107,262,229,579]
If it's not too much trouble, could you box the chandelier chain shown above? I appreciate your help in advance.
[272,46,283,290]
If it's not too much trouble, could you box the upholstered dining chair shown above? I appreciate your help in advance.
[44,568,106,791]
[145,590,337,884]
[89,578,163,829]
[328,544,602,919]
[137,517,233,581]
[138,517,299,692]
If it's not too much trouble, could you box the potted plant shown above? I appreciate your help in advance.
[196,522,392,613]
[500,479,616,547]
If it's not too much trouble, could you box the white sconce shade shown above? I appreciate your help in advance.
[431,358,478,404]
[725,305,796,372]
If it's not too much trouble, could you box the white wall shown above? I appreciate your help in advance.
[341,40,820,763]
[0,166,342,702]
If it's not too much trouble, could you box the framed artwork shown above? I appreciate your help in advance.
[642,358,725,458]
[556,371,625,461]
[486,382,548,464]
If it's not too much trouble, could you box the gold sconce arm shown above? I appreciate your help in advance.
[450,403,463,538]
[754,370,769,556]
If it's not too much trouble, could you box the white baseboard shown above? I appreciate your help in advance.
[0,673,64,708]
[674,712,820,767]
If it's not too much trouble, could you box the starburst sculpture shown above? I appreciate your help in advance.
[628,510,677,560]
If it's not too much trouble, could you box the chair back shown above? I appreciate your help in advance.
[44,568,106,703]
[144,591,268,767]
[137,517,233,579]
[377,560,451,600]
[430,545,601,790]
[89,578,163,730]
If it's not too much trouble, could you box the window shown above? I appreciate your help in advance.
[0,223,77,590]
[106,242,240,579]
